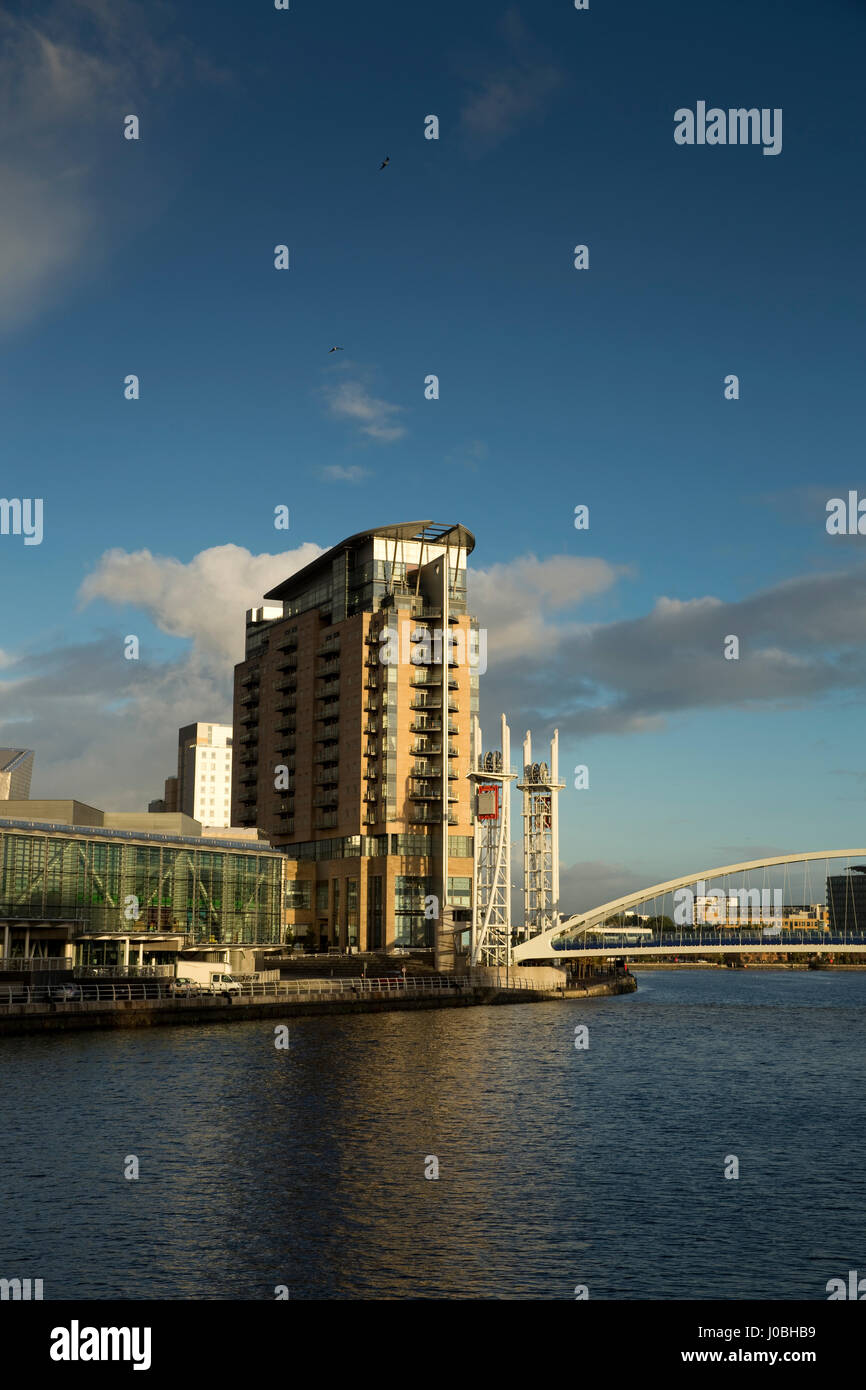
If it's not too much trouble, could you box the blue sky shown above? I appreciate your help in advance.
[1,0,865,909]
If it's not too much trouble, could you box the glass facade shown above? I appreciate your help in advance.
[394,875,435,948]
[0,827,283,943]
[367,874,383,950]
[285,832,459,860]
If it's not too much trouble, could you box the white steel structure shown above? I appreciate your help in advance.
[517,729,565,940]
[469,714,516,967]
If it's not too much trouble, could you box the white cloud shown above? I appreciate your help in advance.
[470,554,625,663]
[324,380,406,443]
[319,464,370,483]
[477,558,866,739]
[78,542,325,669]
[459,7,563,153]
[0,2,225,331]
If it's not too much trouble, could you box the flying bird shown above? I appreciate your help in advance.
[328,346,343,353]
[379,156,390,170]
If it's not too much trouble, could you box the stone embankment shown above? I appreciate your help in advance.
[0,973,635,1036]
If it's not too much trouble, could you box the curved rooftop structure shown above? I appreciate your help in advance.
[264,520,475,601]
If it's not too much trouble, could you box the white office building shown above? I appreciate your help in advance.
[177,723,233,828]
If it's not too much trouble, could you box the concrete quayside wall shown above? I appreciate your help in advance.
[0,974,636,1036]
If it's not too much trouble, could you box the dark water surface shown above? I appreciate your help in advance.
[2,969,864,1299]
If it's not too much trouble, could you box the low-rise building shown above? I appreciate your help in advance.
[0,802,284,974]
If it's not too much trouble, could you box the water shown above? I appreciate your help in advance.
[2,969,865,1300]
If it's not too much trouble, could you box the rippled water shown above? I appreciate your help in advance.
[2,969,865,1300]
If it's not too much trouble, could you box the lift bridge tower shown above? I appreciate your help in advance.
[469,714,516,968]
[517,729,565,942]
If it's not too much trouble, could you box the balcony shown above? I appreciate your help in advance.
[410,784,442,800]
[315,725,340,742]
[316,750,339,767]
[364,722,378,735]
[239,732,258,746]
[240,712,258,729]
[411,739,441,755]
[315,768,339,786]
[314,811,339,829]
[411,695,442,711]
[410,717,442,733]
[316,640,340,658]
[313,791,338,808]
[318,658,340,677]
[276,638,298,653]
[276,656,297,672]
[411,670,442,687]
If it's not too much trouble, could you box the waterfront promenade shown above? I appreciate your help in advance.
[0,970,636,1036]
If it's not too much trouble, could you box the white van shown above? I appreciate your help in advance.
[203,971,242,997]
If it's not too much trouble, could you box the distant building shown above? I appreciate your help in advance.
[827,868,866,931]
[0,749,34,800]
[177,722,233,827]
[163,775,178,813]
[151,724,233,827]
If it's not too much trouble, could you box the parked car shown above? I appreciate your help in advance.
[170,977,200,996]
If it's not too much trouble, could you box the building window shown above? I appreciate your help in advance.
[367,875,383,951]
[394,875,435,948]
[447,876,472,907]
[285,881,312,910]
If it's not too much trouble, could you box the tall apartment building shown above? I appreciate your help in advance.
[0,749,34,800]
[232,521,480,966]
[177,723,234,827]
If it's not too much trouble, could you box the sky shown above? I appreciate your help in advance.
[1,0,865,912]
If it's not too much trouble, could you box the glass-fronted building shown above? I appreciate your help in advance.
[0,817,284,964]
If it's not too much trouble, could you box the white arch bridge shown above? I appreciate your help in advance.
[511,849,866,961]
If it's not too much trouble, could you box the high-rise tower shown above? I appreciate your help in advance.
[232,522,480,964]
